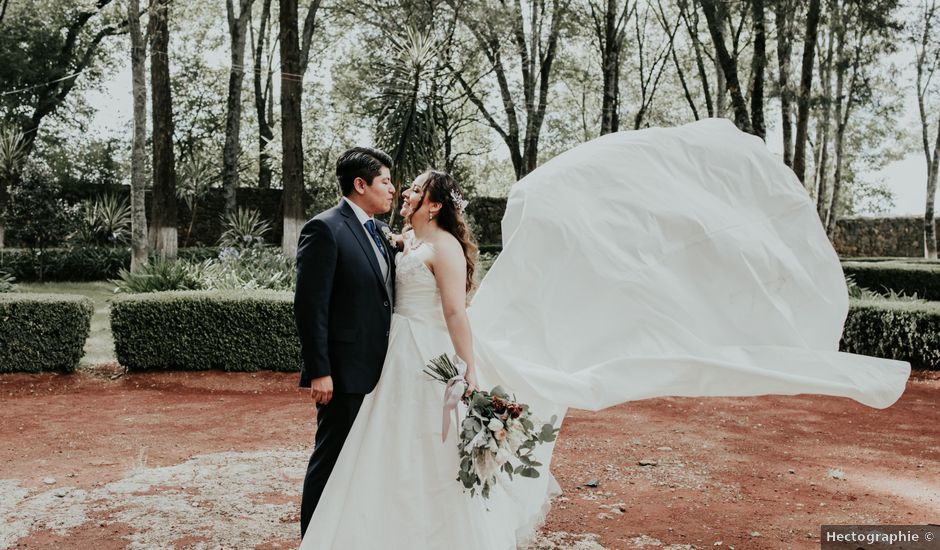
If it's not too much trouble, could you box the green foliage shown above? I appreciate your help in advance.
[201,246,295,291]
[112,246,294,293]
[0,269,15,292]
[0,293,93,373]
[74,193,132,246]
[6,166,81,251]
[842,299,940,370]
[110,290,299,372]
[841,261,940,301]
[112,259,204,293]
[0,246,221,283]
[219,207,272,248]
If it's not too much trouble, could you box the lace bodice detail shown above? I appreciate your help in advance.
[394,237,444,323]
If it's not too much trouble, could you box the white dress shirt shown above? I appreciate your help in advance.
[343,196,389,281]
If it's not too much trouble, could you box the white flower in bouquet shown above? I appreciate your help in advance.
[488,418,504,432]
[495,446,513,466]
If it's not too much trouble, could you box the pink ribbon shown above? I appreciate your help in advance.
[441,355,468,443]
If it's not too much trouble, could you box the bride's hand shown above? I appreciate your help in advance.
[464,369,479,397]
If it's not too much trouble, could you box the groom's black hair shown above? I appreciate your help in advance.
[336,147,394,196]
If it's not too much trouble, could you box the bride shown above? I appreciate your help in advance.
[299,119,910,549]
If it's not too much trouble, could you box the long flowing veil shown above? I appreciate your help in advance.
[468,118,910,413]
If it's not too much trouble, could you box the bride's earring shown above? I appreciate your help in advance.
[429,211,434,222]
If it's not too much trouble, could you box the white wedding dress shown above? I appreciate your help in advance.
[299,119,910,549]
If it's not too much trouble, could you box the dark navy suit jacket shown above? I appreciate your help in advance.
[294,200,396,393]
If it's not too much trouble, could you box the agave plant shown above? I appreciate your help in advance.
[219,207,272,248]
[75,194,132,245]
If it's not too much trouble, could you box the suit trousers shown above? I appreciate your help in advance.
[299,392,365,539]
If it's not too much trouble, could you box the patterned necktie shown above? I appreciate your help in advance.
[364,219,388,263]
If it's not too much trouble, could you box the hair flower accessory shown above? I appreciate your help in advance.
[450,189,469,212]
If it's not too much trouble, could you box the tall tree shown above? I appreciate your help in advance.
[449,0,572,179]
[696,0,766,139]
[631,0,677,129]
[0,0,126,157]
[222,0,256,214]
[824,0,901,236]
[251,0,276,189]
[792,0,823,185]
[279,0,321,255]
[589,0,634,134]
[149,0,177,259]
[774,0,797,166]
[128,0,149,271]
[915,0,940,258]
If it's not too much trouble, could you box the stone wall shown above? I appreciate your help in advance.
[832,216,937,258]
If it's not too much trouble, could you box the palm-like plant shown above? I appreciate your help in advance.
[177,150,219,246]
[372,26,441,227]
[219,207,272,248]
[0,127,28,248]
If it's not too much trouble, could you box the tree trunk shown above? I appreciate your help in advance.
[597,0,625,135]
[926,117,940,259]
[280,0,304,256]
[748,0,766,140]
[222,0,255,213]
[826,8,851,238]
[793,0,822,185]
[149,0,177,259]
[253,0,275,189]
[698,0,751,133]
[814,23,834,214]
[129,0,149,272]
[775,0,796,166]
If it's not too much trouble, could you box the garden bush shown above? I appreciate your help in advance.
[841,261,940,301]
[110,290,299,372]
[0,293,93,372]
[0,246,220,282]
[842,299,940,370]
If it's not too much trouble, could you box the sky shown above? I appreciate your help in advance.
[83,48,936,218]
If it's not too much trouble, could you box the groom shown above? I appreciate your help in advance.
[294,147,397,538]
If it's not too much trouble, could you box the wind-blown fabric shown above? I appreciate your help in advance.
[469,118,910,411]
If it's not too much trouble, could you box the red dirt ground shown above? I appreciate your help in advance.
[2,367,937,549]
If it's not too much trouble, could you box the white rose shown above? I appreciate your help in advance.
[488,418,504,432]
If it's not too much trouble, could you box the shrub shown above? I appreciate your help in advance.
[112,246,294,293]
[0,246,220,283]
[5,166,81,254]
[112,259,204,293]
[110,290,299,372]
[0,293,93,372]
[842,299,940,370]
[841,261,940,301]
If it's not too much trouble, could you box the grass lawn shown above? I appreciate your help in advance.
[19,281,117,367]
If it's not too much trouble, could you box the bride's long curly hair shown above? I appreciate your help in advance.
[409,170,478,293]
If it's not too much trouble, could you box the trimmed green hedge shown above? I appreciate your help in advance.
[842,299,940,370]
[841,261,940,301]
[110,290,299,371]
[0,246,220,282]
[0,294,93,373]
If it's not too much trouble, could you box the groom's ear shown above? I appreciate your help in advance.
[352,176,367,194]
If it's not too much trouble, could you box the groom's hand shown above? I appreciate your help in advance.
[310,375,333,405]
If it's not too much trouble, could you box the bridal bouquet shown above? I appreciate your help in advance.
[424,354,560,499]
